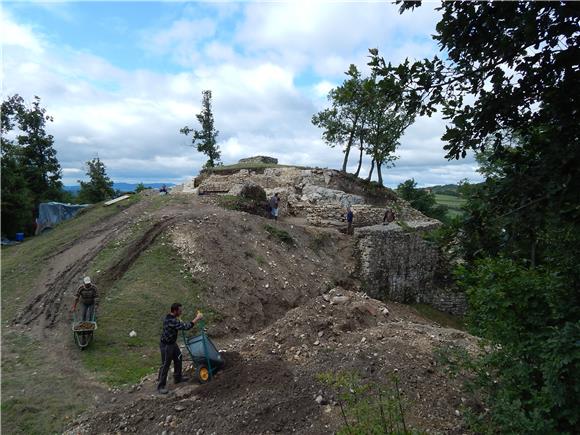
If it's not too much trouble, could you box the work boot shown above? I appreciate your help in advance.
[174,376,190,384]
[158,387,169,394]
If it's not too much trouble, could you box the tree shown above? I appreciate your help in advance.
[313,68,415,183]
[78,157,115,203]
[370,1,580,249]
[1,94,62,235]
[312,65,370,173]
[396,179,448,222]
[370,2,580,431]
[364,75,414,186]
[181,90,220,168]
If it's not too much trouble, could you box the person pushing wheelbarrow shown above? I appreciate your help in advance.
[157,303,204,394]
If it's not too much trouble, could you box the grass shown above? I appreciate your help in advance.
[412,304,465,331]
[434,194,466,219]
[1,195,140,322]
[264,224,294,245]
[81,238,205,386]
[1,332,88,435]
[205,162,310,173]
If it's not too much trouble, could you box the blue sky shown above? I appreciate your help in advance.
[2,1,483,187]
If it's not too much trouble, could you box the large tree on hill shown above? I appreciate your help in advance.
[369,1,580,431]
[1,94,62,235]
[181,90,221,168]
[78,157,115,203]
[312,65,370,173]
[364,75,414,186]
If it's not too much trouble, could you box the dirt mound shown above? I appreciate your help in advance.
[70,352,331,435]
[170,207,356,336]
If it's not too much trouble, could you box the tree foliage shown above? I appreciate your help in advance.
[370,2,580,431]
[312,66,414,185]
[78,157,115,203]
[396,179,448,222]
[1,94,63,236]
[181,90,221,168]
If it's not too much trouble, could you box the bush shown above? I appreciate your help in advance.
[457,257,580,433]
[317,371,425,435]
[264,224,294,245]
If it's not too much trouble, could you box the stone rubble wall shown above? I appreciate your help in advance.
[192,167,432,228]
[354,223,467,316]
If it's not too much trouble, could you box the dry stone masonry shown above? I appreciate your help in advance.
[179,160,467,316]
[354,222,467,316]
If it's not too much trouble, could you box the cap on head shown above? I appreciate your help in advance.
[83,276,91,285]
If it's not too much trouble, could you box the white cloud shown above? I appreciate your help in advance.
[2,4,482,188]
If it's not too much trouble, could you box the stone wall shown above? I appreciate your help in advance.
[354,222,467,316]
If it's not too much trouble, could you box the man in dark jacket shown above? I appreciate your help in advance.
[71,276,99,321]
[269,193,280,220]
[157,303,204,394]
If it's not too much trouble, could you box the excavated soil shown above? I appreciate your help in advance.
[5,190,479,434]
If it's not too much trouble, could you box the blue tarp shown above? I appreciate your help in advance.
[36,202,89,234]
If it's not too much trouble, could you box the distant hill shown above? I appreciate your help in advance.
[64,182,175,194]
[428,184,460,197]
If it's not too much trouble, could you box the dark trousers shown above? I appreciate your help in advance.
[81,303,94,321]
[157,342,183,389]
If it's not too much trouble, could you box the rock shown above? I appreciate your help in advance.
[175,405,186,412]
[330,296,350,305]
[315,395,324,405]
[129,330,137,337]
[313,340,320,346]
[322,294,331,302]
[382,307,389,316]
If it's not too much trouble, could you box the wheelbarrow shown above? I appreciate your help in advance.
[72,309,97,350]
[182,316,225,383]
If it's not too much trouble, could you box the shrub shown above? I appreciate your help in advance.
[264,224,294,245]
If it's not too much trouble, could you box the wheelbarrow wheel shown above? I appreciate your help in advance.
[194,365,210,384]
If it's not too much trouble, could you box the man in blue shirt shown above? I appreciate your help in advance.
[346,207,354,235]
[157,303,203,394]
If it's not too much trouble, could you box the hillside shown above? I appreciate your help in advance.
[2,169,477,434]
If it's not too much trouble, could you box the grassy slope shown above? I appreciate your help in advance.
[1,196,139,435]
[1,195,140,322]
[81,237,203,385]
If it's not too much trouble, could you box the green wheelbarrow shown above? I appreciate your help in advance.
[182,316,225,383]
[72,310,97,350]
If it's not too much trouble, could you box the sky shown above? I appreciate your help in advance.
[1,0,483,187]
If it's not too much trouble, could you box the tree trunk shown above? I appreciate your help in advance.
[376,160,383,186]
[366,158,375,181]
[354,136,364,178]
[341,114,359,172]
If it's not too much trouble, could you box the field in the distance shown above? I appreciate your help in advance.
[434,193,466,218]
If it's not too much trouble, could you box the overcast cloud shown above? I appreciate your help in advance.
[1,2,483,187]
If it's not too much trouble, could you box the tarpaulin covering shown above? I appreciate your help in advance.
[36,202,89,234]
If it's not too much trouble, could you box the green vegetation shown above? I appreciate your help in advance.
[78,157,115,203]
[181,90,221,168]
[1,196,139,322]
[264,224,294,246]
[206,162,309,173]
[1,95,63,237]
[396,179,449,222]
[317,371,424,435]
[433,194,466,218]
[312,64,414,185]
[81,238,204,386]
[370,2,580,432]
[1,332,88,435]
[411,304,465,331]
